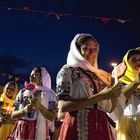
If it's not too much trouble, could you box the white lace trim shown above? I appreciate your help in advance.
[77,109,90,140]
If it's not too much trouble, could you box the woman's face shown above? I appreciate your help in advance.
[128,54,140,71]
[5,83,15,98]
[80,39,98,65]
[30,70,42,86]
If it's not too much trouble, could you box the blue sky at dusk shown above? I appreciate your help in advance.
[0,0,140,88]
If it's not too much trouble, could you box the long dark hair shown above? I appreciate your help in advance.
[32,67,42,76]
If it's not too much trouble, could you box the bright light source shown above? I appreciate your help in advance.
[111,62,117,67]
[111,62,118,84]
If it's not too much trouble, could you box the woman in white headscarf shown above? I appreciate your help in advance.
[7,67,57,140]
[56,33,122,140]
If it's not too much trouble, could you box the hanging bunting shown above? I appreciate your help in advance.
[55,14,61,20]
[0,6,138,24]
[100,18,110,24]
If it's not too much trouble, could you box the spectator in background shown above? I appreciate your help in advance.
[0,81,19,140]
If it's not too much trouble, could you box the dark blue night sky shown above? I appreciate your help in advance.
[0,0,140,88]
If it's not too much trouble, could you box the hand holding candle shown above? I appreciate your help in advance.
[111,63,118,84]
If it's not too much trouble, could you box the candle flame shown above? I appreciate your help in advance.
[111,62,117,67]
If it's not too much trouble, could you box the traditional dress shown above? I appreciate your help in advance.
[56,33,114,140]
[115,47,140,140]
[9,68,57,140]
[0,82,18,140]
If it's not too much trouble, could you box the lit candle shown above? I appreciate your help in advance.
[111,63,118,84]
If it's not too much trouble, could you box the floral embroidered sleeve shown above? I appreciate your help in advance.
[56,65,72,100]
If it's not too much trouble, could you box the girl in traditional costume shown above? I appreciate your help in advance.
[115,47,140,140]
[56,33,122,140]
[8,67,57,140]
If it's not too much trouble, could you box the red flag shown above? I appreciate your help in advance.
[101,17,110,24]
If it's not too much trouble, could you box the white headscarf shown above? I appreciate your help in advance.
[41,67,51,89]
[67,33,99,70]
[67,33,111,86]
[35,67,55,140]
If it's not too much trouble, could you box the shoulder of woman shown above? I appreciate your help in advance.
[57,65,76,77]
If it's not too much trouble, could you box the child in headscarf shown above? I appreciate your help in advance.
[0,81,19,140]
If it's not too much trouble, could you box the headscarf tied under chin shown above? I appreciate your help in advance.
[119,47,140,89]
[67,33,111,86]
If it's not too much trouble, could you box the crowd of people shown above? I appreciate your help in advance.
[0,33,139,140]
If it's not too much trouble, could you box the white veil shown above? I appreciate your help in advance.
[35,67,55,140]
[67,33,99,70]
[66,33,111,86]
